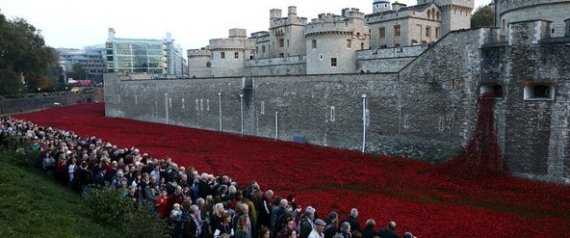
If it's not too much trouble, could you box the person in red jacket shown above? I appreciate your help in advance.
[156,189,170,218]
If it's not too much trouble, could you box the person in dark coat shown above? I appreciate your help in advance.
[257,190,274,230]
[299,206,316,238]
[323,211,339,238]
[377,221,399,238]
[184,205,200,238]
[93,167,106,187]
[198,174,212,198]
[361,219,377,238]
[340,208,360,232]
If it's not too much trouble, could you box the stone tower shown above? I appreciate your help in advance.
[209,29,256,77]
[434,0,474,34]
[268,6,308,58]
[373,0,392,13]
[187,48,212,78]
[305,8,370,74]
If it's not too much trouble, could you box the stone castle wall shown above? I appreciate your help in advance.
[107,23,570,183]
[356,45,428,73]
[481,20,570,182]
[245,56,306,76]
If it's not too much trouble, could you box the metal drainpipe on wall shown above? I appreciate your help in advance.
[240,94,244,135]
[218,92,222,131]
[275,111,279,140]
[362,94,367,153]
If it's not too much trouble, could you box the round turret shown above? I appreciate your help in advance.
[373,0,391,13]
[305,9,370,75]
[187,49,212,78]
[496,0,570,38]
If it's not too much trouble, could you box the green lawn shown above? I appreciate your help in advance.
[0,151,124,238]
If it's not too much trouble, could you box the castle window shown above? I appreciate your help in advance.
[379,27,386,38]
[480,83,503,98]
[436,11,440,21]
[234,52,239,59]
[427,10,431,19]
[361,42,365,50]
[394,25,401,37]
[524,84,555,100]
[312,39,317,49]
[450,79,457,90]
[221,52,225,59]
[426,26,431,37]
[206,62,211,68]
[347,39,352,48]
[435,27,440,38]
[287,39,289,47]
[403,114,410,129]
[279,39,284,48]
[262,45,266,54]
[331,58,337,67]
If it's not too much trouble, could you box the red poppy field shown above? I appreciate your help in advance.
[14,103,570,237]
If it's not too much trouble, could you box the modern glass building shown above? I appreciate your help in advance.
[105,28,185,76]
[58,46,106,82]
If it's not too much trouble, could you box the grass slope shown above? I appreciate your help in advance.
[0,151,123,238]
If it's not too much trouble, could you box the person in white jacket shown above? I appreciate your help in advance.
[308,219,327,238]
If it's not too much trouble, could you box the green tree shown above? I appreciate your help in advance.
[471,5,494,28]
[69,62,87,80]
[0,10,58,96]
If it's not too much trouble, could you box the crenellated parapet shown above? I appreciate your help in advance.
[187,49,211,58]
[305,8,368,37]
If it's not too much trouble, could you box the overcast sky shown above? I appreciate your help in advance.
[0,0,489,51]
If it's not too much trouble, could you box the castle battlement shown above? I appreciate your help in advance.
[209,29,255,50]
[305,23,361,36]
[269,6,308,29]
[306,9,367,36]
[187,49,211,57]
[434,0,474,8]
[342,8,366,20]
[209,38,253,50]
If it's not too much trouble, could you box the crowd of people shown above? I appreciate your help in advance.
[0,116,418,238]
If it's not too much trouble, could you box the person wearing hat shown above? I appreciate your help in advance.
[308,219,327,238]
